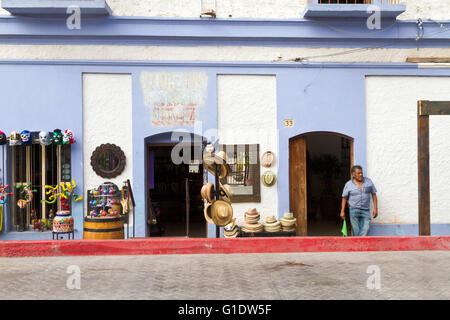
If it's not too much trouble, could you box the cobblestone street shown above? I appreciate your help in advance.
[0,250,449,300]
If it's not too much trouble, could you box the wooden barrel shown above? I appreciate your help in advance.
[83,217,124,240]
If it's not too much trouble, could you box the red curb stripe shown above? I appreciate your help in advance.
[0,236,449,257]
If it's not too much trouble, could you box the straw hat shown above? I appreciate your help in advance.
[224,218,237,231]
[241,223,263,233]
[261,151,275,168]
[203,203,215,224]
[219,183,233,203]
[210,200,233,226]
[245,208,259,216]
[261,170,277,187]
[202,151,231,179]
[281,212,297,227]
[224,218,239,238]
[265,215,277,224]
[200,182,215,203]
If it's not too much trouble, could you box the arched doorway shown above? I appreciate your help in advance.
[145,132,207,238]
[289,132,353,236]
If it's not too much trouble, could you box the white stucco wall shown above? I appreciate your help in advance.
[0,45,448,63]
[107,0,307,19]
[82,73,133,217]
[0,0,447,20]
[106,0,447,20]
[366,76,450,224]
[217,75,278,226]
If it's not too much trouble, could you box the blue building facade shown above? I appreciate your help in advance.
[0,1,449,240]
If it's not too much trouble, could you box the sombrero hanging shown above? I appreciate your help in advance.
[202,151,231,179]
[261,151,275,168]
[261,170,277,187]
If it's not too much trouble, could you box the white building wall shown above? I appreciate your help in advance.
[0,45,448,63]
[0,0,447,20]
[366,76,450,224]
[217,75,278,226]
[82,74,133,216]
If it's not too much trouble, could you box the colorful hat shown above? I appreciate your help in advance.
[261,151,275,168]
[210,200,233,226]
[0,131,7,145]
[261,170,277,187]
[202,151,231,179]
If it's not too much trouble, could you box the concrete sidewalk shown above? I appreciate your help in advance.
[1,250,449,300]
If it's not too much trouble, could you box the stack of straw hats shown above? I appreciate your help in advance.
[241,208,263,233]
[263,215,282,232]
[280,212,297,232]
[224,218,238,238]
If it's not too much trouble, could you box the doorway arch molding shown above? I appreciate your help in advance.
[288,130,354,236]
[289,131,354,142]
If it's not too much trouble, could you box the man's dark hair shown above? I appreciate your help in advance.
[351,165,363,174]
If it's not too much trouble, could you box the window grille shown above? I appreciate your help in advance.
[8,135,71,230]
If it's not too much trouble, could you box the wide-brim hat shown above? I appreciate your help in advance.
[224,217,237,231]
[201,182,215,203]
[282,212,295,220]
[241,223,263,232]
[261,170,277,187]
[265,215,277,224]
[210,200,233,226]
[202,151,231,179]
[204,203,215,224]
[261,151,275,168]
[219,183,233,203]
[245,208,259,216]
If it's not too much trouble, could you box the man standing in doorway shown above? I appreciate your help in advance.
[340,165,378,236]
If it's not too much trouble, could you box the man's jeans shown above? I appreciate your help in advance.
[349,208,371,236]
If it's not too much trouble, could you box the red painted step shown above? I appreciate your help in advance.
[0,236,449,257]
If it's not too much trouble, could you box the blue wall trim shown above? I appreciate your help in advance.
[368,224,450,236]
[0,59,424,69]
[0,15,448,48]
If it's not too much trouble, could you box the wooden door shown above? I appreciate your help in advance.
[289,136,307,236]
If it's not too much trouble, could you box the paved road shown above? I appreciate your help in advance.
[0,251,449,300]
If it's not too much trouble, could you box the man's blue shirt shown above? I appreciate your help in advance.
[342,177,377,211]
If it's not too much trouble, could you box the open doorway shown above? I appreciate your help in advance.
[146,144,206,238]
[289,132,353,236]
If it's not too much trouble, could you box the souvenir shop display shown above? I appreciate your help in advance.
[87,182,122,219]
[241,208,263,233]
[84,181,131,240]
[201,150,234,236]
